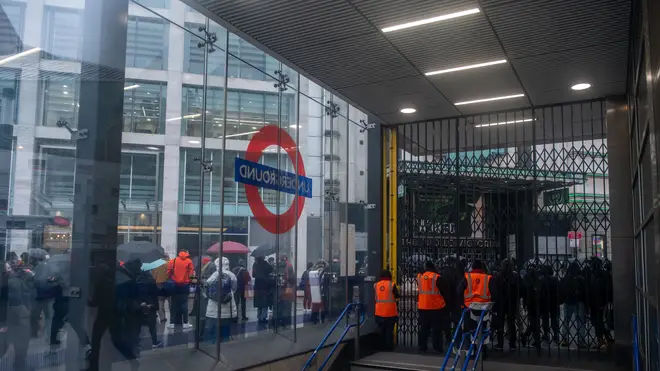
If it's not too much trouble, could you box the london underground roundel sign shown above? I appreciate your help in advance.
[234,125,312,234]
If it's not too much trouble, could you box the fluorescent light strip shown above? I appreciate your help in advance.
[475,118,534,128]
[219,131,259,139]
[124,84,140,91]
[0,47,41,66]
[382,8,480,33]
[425,59,507,76]
[166,113,201,121]
[455,93,525,106]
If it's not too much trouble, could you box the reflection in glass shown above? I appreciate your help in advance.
[41,72,80,128]
[123,82,166,133]
[126,16,169,70]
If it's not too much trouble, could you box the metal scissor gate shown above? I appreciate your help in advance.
[391,100,613,359]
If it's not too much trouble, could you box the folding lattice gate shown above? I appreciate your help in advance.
[392,100,613,357]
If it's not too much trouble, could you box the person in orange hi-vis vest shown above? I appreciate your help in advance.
[417,261,449,353]
[455,259,495,352]
[374,269,399,351]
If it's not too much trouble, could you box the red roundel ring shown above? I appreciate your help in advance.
[244,125,306,235]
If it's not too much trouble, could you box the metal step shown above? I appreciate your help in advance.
[350,352,616,371]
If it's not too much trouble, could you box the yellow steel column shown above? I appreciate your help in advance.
[388,130,397,283]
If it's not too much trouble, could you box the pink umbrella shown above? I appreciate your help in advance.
[207,241,250,254]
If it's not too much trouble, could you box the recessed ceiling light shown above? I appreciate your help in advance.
[571,83,591,91]
[146,146,159,150]
[124,84,140,91]
[475,118,535,128]
[17,145,23,150]
[382,8,480,33]
[400,108,417,114]
[454,93,525,106]
[425,59,507,76]
[188,140,201,144]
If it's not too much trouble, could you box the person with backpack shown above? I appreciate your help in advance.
[204,257,237,343]
[560,261,586,348]
[232,259,251,321]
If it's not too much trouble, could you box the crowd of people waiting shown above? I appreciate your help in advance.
[374,256,614,353]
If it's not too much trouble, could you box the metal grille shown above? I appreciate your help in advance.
[394,100,613,358]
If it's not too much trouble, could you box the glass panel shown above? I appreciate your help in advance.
[181,85,225,138]
[43,7,82,61]
[41,72,80,128]
[126,16,168,70]
[0,2,24,56]
[184,22,226,76]
[134,0,171,8]
[123,81,166,133]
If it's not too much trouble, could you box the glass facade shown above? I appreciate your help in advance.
[0,0,370,369]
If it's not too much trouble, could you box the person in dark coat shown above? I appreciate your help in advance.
[584,258,613,349]
[275,256,296,328]
[252,256,273,323]
[539,264,560,344]
[521,263,542,348]
[440,256,463,344]
[492,258,520,350]
[559,261,586,348]
[232,259,251,321]
[137,269,161,349]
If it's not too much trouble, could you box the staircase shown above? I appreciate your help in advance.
[350,352,623,371]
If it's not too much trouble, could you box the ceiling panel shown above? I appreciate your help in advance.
[351,0,479,28]
[513,41,628,104]
[196,0,374,51]
[337,75,456,115]
[482,0,631,59]
[192,0,631,124]
[531,81,626,106]
[383,15,503,74]
[287,33,421,89]
[428,63,524,105]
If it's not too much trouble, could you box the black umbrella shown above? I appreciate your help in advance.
[250,243,277,258]
[117,241,164,263]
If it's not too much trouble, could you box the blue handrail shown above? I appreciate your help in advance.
[632,315,640,371]
[301,303,365,371]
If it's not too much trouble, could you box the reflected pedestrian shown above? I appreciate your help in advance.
[232,259,250,321]
[301,262,314,314]
[252,256,273,324]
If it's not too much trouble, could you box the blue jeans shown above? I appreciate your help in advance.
[562,303,586,345]
[257,307,268,321]
[205,317,231,344]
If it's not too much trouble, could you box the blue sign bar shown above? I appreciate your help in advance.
[234,157,313,198]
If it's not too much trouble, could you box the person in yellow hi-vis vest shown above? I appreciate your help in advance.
[417,261,449,353]
[374,269,399,351]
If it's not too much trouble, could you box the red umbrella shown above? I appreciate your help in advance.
[207,241,250,254]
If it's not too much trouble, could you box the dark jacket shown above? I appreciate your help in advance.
[560,263,585,305]
[232,265,251,294]
[494,260,520,313]
[252,259,273,308]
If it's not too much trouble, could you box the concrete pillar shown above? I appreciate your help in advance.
[160,0,186,256]
[66,0,129,370]
[364,114,383,315]
[607,97,635,366]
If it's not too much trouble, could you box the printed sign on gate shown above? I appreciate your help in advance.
[234,125,312,234]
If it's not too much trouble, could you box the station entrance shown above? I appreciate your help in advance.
[383,100,612,357]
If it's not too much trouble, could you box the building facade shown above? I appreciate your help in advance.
[2,0,369,274]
